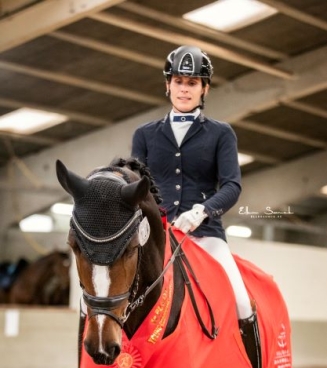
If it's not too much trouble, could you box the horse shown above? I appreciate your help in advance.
[9,250,70,305]
[0,258,29,303]
[56,157,292,368]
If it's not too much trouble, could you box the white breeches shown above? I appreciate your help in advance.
[190,236,253,320]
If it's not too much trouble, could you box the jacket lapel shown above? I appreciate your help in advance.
[161,114,179,148]
[180,114,205,146]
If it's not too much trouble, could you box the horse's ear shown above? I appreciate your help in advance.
[121,176,150,207]
[56,160,89,200]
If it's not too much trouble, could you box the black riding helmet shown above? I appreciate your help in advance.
[163,45,213,85]
[163,45,213,111]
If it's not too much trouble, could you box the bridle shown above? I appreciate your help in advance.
[73,170,143,328]
[80,223,184,329]
[81,226,218,341]
[74,169,177,329]
[82,289,132,328]
[75,170,218,340]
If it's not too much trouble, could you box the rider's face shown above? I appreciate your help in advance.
[166,76,208,113]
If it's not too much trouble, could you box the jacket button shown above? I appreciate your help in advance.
[174,201,179,205]
[175,168,181,174]
[176,185,181,190]
[212,209,223,216]
[175,152,181,157]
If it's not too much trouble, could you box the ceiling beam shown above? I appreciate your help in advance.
[239,149,280,165]
[204,45,327,122]
[228,150,327,217]
[0,131,59,146]
[0,60,165,105]
[259,0,327,31]
[283,101,327,120]
[118,2,288,61]
[49,31,227,86]
[0,0,40,17]
[89,12,294,80]
[0,97,111,126]
[50,30,164,69]
[0,0,126,53]
[0,46,326,232]
[0,110,153,231]
[234,119,327,148]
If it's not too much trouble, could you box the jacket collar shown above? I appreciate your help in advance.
[161,113,205,148]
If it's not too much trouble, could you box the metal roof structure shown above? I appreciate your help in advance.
[0,0,327,247]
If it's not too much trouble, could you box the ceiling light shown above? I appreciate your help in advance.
[184,0,277,33]
[0,108,68,134]
[238,152,254,166]
[226,225,252,238]
[19,214,53,233]
[51,203,73,216]
[320,185,327,195]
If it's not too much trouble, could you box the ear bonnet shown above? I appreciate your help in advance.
[71,169,142,265]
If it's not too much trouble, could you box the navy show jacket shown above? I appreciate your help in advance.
[131,113,242,241]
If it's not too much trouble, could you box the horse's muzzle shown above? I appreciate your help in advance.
[84,340,121,365]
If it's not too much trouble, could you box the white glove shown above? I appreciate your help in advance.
[174,204,208,233]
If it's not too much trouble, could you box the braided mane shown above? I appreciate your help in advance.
[110,157,162,205]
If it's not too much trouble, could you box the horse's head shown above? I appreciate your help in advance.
[56,158,163,365]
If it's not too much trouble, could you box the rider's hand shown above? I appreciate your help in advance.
[174,204,208,233]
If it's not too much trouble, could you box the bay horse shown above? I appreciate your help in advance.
[56,158,292,368]
[9,251,70,305]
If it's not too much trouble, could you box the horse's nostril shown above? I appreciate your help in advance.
[107,342,121,361]
[84,340,121,365]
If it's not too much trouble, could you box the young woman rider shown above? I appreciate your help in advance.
[131,45,261,368]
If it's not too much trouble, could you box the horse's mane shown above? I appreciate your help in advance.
[110,157,162,205]
[88,157,162,205]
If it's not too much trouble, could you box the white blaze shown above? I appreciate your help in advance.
[92,265,111,353]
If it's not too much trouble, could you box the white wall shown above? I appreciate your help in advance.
[0,230,68,263]
[1,232,327,367]
[291,320,327,368]
[227,237,327,367]
[1,308,324,368]
[2,229,327,322]
[0,307,78,368]
[228,237,327,322]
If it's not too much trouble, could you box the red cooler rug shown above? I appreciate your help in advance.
[80,226,292,368]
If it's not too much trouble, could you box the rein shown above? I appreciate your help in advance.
[80,225,181,328]
[125,227,185,315]
[169,227,219,340]
[82,224,218,341]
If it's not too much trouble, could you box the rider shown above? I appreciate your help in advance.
[131,45,261,368]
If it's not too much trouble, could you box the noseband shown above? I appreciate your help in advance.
[82,289,132,328]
